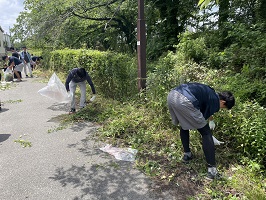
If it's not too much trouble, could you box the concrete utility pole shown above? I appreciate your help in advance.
[137,0,146,91]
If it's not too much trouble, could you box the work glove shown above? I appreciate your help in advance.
[209,120,215,130]
[89,95,96,102]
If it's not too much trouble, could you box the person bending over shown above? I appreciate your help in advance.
[2,55,24,82]
[65,68,96,114]
[167,82,235,180]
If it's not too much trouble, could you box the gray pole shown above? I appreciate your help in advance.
[137,0,146,91]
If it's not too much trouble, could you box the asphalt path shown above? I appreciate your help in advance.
[0,75,178,200]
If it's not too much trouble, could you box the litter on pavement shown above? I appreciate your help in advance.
[100,144,138,162]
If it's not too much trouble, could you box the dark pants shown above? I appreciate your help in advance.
[14,71,22,79]
[180,124,216,166]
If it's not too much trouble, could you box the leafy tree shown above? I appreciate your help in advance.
[11,0,139,52]
[145,0,200,59]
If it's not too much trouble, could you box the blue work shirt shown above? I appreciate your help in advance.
[8,56,23,66]
[175,82,220,119]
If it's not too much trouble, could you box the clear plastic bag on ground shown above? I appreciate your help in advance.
[100,144,138,162]
[38,72,72,103]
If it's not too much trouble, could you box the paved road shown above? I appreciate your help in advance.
[0,75,178,200]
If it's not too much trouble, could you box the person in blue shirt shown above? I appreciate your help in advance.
[10,47,22,79]
[31,56,43,70]
[20,46,33,78]
[65,68,96,114]
[167,82,235,180]
[2,55,24,82]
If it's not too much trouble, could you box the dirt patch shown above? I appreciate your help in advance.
[147,163,205,200]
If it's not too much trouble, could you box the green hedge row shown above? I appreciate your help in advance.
[40,49,138,100]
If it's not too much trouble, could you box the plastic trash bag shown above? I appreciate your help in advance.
[38,72,72,103]
[212,135,224,145]
[4,73,13,82]
[100,144,138,162]
[4,68,13,82]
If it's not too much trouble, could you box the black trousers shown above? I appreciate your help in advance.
[14,71,22,78]
[180,124,216,166]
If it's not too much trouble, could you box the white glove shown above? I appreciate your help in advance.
[212,135,224,145]
[67,91,73,98]
[89,95,96,102]
[209,120,215,130]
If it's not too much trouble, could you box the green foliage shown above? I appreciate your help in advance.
[0,81,11,91]
[214,68,266,106]
[198,0,219,9]
[177,23,266,77]
[13,0,139,52]
[145,51,266,168]
[223,23,266,75]
[145,52,179,112]
[52,47,266,199]
[14,139,32,148]
[145,51,220,115]
[40,49,138,100]
[202,164,266,200]
[92,51,138,100]
[176,32,208,64]
[216,101,266,167]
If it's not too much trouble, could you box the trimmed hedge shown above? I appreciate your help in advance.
[40,49,138,100]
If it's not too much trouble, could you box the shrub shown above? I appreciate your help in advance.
[38,49,138,101]
[176,32,208,64]
[215,100,266,167]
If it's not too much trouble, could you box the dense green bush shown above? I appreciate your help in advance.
[215,100,266,167]
[39,49,138,100]
[177,24,266,78]
[223,23,266,75]
[176,32,208,64]
[145,52,179,112]
[213,67,266,107]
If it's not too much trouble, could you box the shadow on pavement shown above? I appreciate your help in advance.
[0,134,11,143]
[47,115,67,123]
[56,133,158,199]
[67,134,103,157]
[48,103,69,112]
[49,161,161,200]
[0,108,9,113]
[69,122,97,133]
[50,131,181,200]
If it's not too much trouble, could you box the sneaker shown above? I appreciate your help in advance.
[182,153,193,163]
[206,172,223,180]
[206,167,223,180]
[69,108,76,114]
[26,75,29,78]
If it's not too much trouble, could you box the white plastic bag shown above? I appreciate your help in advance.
[4,68,13,82]
[38,72,72,103]
[100,144,138,162]
[212,135,224,145]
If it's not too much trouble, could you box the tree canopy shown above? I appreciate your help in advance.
[11,0,266,61]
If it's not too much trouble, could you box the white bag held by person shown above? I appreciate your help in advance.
[212,135,224,145]
[38,72,72,103]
